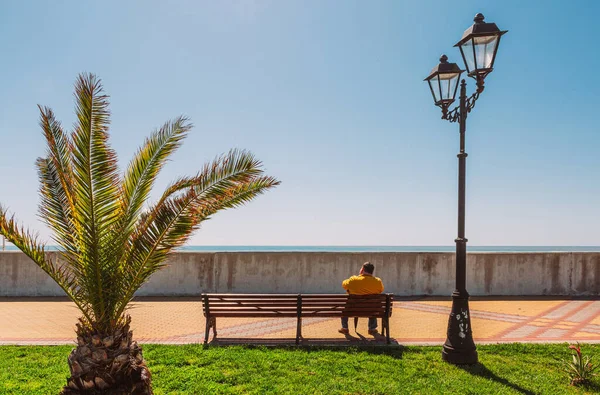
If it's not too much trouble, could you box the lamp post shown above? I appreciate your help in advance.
[424,13,507,365]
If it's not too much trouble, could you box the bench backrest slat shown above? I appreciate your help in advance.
[205,303,298,308]
[203,294,297,317]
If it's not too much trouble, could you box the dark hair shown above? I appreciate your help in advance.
[362,262,374,274]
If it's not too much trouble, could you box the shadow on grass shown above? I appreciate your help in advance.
[457,362,535,395]
[205,339,407,359]
[579,380,600,392]
[208,332,400,347]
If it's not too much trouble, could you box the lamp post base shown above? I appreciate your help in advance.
[442,290,478,365]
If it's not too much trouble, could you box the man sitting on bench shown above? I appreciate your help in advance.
[338,261,385,335]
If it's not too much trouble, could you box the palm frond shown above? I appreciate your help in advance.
[118,149,261,274]
[37,105,78,254]
[0,205,92,321]
[38,105,75,209]
[70,73,121,325]
[137,149,264,230]
[36,158,78,255]
[113,152,279,318]
[115,116,192,249]
[195,175,280,215]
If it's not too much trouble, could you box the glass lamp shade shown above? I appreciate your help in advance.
[424,55,463,107]
[455,13,507,80]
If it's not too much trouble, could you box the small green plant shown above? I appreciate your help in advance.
[562,343,598,386]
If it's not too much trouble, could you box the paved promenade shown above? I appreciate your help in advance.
[1,297,600,346]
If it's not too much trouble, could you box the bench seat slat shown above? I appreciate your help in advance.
[204,302,388,308]
[205,299,297,303]
[302,298,378,304]
[209,308,298,312]
[302,300,386,304]
[208,312,387,317]
[206,296,299,300]
[204,309,392,316]
[303,311,387,315]
[205,300,297,304]
[208,308,388,314]
[299,304,386,308]
[302,307,387,311]
[205,294,387,298]
[204,294,299,298]
[301,294,386,298]
[302,306,387,311]
[303,312,387,317]
[205,300,299,303]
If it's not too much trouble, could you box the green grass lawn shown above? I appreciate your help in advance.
[1,344,599,394]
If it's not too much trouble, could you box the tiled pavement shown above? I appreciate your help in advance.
[1,297,600,346]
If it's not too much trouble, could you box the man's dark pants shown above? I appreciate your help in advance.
[341,317,377,331]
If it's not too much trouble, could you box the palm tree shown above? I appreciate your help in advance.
[0,73,279,394]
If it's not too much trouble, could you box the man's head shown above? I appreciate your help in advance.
[360,261,375,275]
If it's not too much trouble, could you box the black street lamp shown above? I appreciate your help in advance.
[456,13,508,93]
[424,55,464,120]
[424,13,507,365]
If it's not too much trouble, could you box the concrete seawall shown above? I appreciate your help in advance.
[1,251,599,297]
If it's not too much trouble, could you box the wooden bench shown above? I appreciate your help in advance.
[201,293,393,344]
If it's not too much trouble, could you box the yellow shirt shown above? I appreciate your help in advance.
[342,274,384,295]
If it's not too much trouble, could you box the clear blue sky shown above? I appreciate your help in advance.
[0,0,598,246]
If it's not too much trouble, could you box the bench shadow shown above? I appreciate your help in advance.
[456,362,536,395]
[349,330,389,342]
[210,336,400,346]
[207,337,405,359]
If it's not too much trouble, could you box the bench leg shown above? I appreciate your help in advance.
[204,316,211,344]
[385,317,390,344]
[296,317,302,345]
[384,318,388,337]
[205,317,216,344]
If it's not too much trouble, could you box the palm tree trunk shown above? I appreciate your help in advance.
[61,315,152,394]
